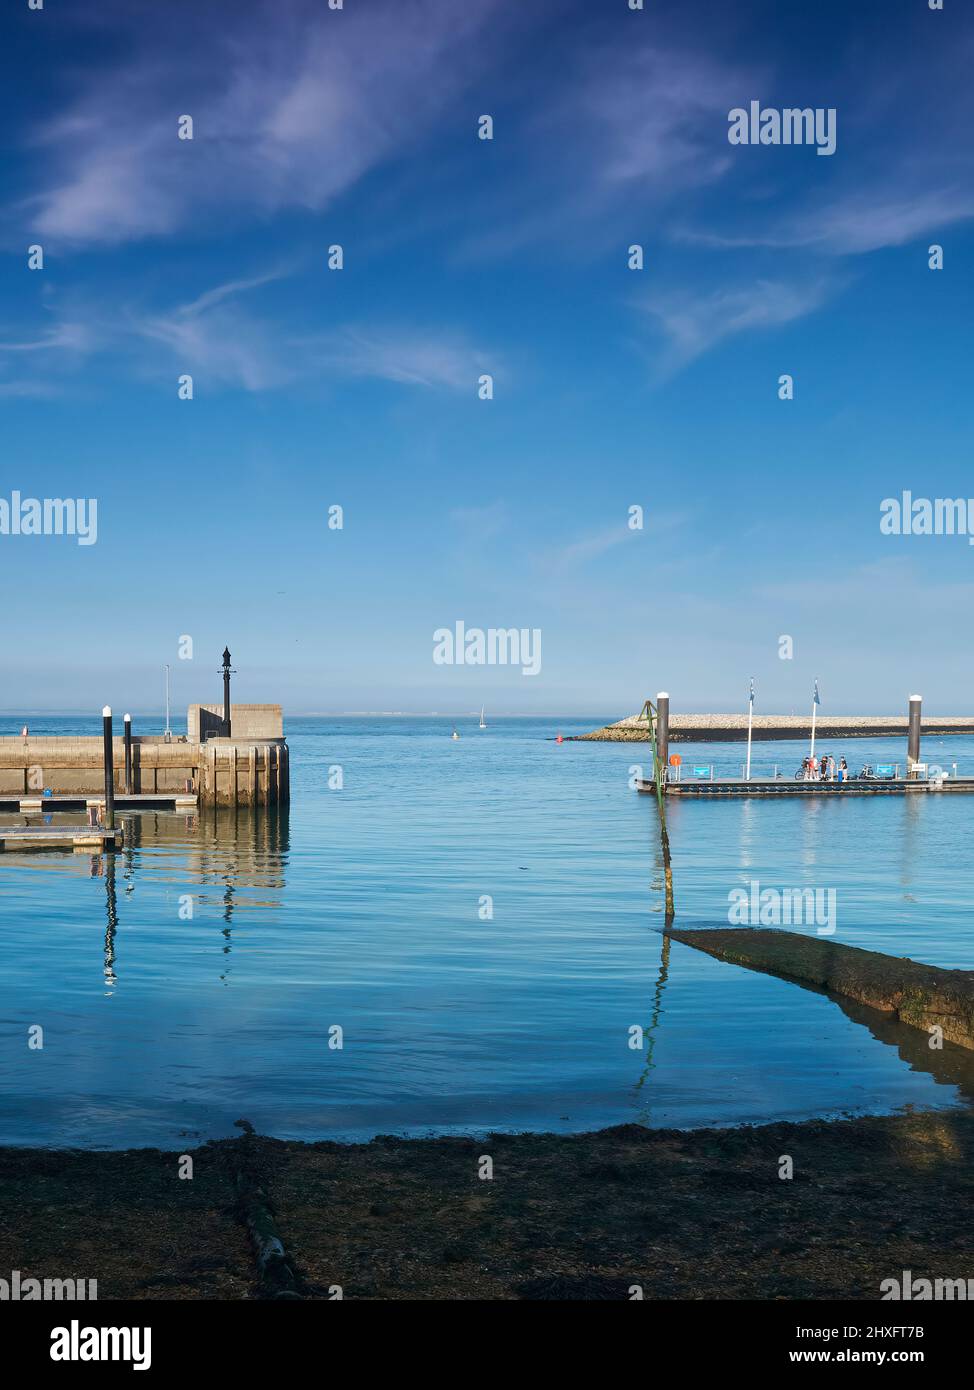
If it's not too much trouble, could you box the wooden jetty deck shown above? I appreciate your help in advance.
[637,776,974,799]
[0,825,123,851]
[0,793,197,813]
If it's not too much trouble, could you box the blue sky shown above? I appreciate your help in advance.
[1,0,972,717]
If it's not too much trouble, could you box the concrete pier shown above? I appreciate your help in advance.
[0,704,288,808]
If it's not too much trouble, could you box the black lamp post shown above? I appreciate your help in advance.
[123,713,133,794]
[102,706,115,830]
[221,647,234,736]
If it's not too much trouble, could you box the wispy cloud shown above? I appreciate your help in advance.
[0,323,92,354]
[131,270,491,393]
[176,268,293,318]
[458,38,752,261]
[21,0,504,246]
[0,264,495,397]
[576,46,747,191]
[0,318,94,397]
[641,276,835,374]
[137,301,293,392]
[548,525,635,569]
[678,186,974,256]
[310,328,492,391]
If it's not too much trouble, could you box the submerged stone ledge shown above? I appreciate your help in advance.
[667,927,974,1051]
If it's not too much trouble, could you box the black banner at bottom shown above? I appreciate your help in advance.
[2,1297,968,1374]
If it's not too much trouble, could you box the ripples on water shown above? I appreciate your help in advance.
[2,716,973,1148]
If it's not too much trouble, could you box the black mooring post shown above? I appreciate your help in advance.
[907,693,922,776]
[222,647,232,737]
[656,691,670,777]
[102,705,115,830]
[123,713,133,795]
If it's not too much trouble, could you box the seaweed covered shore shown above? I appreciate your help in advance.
[2,1108,972,1300]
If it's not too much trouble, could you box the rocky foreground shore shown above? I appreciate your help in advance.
[573,713,974,743]
[2,1109,972,1299]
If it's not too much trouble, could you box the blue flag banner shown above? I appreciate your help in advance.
[813,680,821,706]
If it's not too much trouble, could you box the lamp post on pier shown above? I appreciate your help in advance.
[222,647,234,737]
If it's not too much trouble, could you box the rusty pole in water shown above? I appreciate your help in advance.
[656,692,670,772]
[652,692,675,924]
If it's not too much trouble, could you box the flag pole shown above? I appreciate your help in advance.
[745,678,754,780]
[810,679,819,764]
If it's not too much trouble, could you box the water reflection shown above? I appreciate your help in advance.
[78,808,290,985]
[738,797,756,873]
[648,924,974,1125]
[899,793,921,902]
[634,931,672,1116]
[800,793,823,870]
[103,854,117,991]
[835,992,974,1103]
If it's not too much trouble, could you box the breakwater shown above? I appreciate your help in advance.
[575,713,974,743]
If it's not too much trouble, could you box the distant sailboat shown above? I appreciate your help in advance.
[451,728,460,740]
[479,705,487,730]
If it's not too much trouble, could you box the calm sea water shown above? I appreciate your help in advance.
[2,715,974,1149]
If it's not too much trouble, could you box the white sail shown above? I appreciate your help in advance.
[479,705,487,729]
